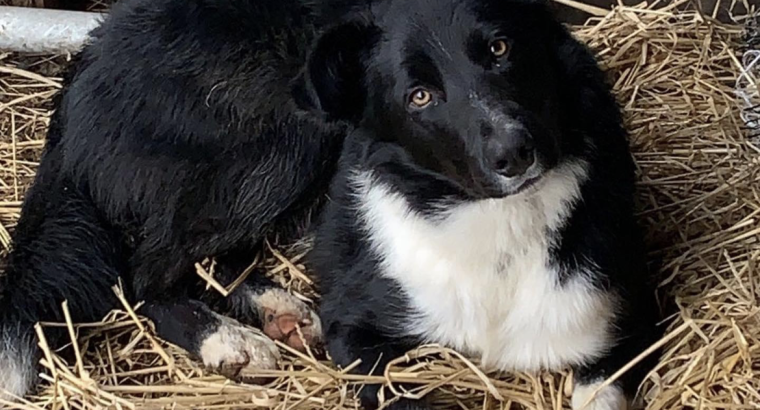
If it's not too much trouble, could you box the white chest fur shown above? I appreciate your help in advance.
[354,162,616,372]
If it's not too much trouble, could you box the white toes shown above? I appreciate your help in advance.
[572,380,628,410]
[254,288,312,319]
[254,288,323,348]
[199,315,280,378]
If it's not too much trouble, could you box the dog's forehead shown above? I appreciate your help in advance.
[376,0,533,25]
[375,0,533,54]
[375,0,480,61]
[379,0,477,34]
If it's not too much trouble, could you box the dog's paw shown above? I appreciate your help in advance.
[199,316,281,381]
[572,380,628,410]
[253,288,322,352]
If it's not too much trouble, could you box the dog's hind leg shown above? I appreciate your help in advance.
[0,154,127,403]
[126,232,318,376]
[80,240,286,382]
[141,299,281,381]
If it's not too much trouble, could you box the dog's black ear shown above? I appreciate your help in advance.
[555,28,623,137]
[300,22,380,122]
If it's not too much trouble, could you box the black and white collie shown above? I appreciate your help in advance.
[0,0,659,409]
[310,1,660,409]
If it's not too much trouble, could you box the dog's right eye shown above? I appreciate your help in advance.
[490,39,510,58]
[409,89,433,109]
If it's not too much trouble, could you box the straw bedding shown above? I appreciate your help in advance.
[0,1,758,409]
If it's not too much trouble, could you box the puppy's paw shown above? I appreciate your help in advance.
[253,288,322,351]
[572,380,628,410]
[199,316,281,381]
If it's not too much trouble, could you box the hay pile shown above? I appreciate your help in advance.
[0,1,758,409]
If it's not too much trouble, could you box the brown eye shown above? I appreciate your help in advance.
[410,89,433,108]
[490,39,510,58]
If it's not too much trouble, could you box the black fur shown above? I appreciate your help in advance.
[0,0,344,399]
[0,0,660,408]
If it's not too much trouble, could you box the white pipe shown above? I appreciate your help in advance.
[0,6,104,54]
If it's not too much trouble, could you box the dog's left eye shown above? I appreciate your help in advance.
[490,39,510,58]
[409,89,433,108]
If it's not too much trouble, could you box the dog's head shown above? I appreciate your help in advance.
[302,0,620,198]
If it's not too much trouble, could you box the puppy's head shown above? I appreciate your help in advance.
[304,0,618,199]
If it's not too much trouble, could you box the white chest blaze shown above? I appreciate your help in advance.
[354,162,616,372]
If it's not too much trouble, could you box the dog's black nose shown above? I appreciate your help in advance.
[487,129,535,178]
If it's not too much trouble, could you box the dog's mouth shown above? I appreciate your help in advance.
[506,174,542,194]
[476,165,545,199]
[495,175,542,198]
[441,159,549,200]
[457,171,544,200]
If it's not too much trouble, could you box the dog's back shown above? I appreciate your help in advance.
[0,0,341,402]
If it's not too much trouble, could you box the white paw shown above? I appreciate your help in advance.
[572,380,628,410]
[253,288,322,351]
[199,315,281,381]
